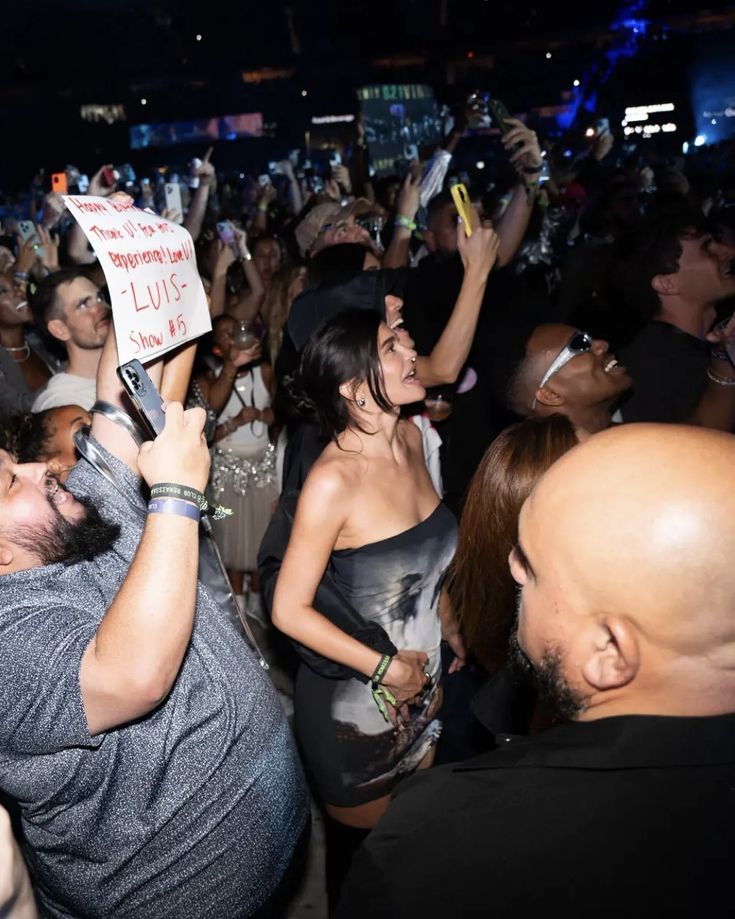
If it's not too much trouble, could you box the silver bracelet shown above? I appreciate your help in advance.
[91,400,145,445]
[706,369,735,387]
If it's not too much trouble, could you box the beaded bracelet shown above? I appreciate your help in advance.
[147,498,201,521]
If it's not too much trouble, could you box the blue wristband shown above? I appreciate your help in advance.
[147,498,200,522]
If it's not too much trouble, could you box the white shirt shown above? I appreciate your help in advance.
[32,373,96,413]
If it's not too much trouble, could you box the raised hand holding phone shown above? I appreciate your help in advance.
[137,401,211,493]
[450,183,474,237]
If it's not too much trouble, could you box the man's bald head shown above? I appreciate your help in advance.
[507,323,631,433]
[509,424,735,720]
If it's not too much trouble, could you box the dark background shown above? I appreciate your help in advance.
[2,1,734,185]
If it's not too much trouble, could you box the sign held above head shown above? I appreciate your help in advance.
[64,194,211,365]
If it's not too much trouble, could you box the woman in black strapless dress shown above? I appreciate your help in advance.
[272,308,458,861]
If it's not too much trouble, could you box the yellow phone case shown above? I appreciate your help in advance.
[450,183,474,237]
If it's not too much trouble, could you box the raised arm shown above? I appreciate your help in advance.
[183,148,215,243]
[79,403,210,734]
[492,118,543,268]
[382,170,421,270]
[415,212,499,387]
[226,228,265,323]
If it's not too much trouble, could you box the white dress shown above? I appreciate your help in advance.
[209,366,278,570]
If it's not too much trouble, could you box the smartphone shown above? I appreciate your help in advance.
[17,220,45,258]
[118,163,137,185]
[450,184,474,237]
[101,166,120,188]
[268,161,278,175]
[51,172,68,194]
[596,117,610,136]
[164,182,184,222]
[216,220,237,247]
[289,148,300,165]
[403,144,419,162]
[117,359,166,438]
[257,174,271,187]
[487,99,513,136]
[329,152,342,167]
[77,174,90,193]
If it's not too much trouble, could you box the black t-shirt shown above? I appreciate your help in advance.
[619,320,709,423]
[402,252,550,510]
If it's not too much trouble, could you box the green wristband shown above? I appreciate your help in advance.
[370,653,393,687]
[394,215,417,232]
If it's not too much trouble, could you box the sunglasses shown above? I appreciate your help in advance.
[532,331,593,409]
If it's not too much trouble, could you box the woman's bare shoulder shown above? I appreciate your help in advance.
[302,443,368,504]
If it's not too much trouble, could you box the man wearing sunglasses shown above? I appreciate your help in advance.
[507,323,632,434]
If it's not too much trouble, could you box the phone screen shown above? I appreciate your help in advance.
[217,221,236,246]
[164,183,184,223]
[51,172,68,194]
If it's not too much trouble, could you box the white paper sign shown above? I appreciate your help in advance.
[63,195,211,364]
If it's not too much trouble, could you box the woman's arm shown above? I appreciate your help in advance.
[227,229,265,322]
[415,213,499,387]
[272,462,427,700]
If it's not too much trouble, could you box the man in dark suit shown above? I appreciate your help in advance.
[336,423,735,918]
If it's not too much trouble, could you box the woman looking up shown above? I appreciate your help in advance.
[272,308,459,908]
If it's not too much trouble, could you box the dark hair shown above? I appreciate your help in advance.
[613,208,705,322]
[15,411,57,462]
[306,243,372,289]
[295,308,393,441]
[29,267,91,330]
[445,415,578,673]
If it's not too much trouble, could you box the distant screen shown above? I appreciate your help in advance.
[130,112,263,149]
[357,85,442,176]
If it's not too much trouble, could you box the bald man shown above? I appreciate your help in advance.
[335,424,735,918]
[507,323,632,434]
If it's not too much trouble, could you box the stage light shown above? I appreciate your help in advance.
[711,118,717,125]
[545,52,552,60]
[141,98,147,105]
[682,141,689,154]
[585,127,595,138]
[196,34,202,41]
[301,90,308,97]
[573,79,580,87]
[476,161,485,170]
[694,134,706,147]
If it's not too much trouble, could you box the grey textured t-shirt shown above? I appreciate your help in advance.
[0,443,309,917]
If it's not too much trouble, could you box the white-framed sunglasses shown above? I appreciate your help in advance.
[532,331,593,409]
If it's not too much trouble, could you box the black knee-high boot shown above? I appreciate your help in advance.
[324,816,370,915]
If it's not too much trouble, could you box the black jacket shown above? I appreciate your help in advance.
[335,711,735,917]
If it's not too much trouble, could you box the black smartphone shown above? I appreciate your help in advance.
[117,359,165,438]
[487,99,513,137]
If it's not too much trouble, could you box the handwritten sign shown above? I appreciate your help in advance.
[63,195,211,364]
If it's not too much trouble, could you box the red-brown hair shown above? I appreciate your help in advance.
[446,414,578,672]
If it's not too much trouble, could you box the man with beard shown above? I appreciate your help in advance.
[0,332,309,916]
[335,424,735,918]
